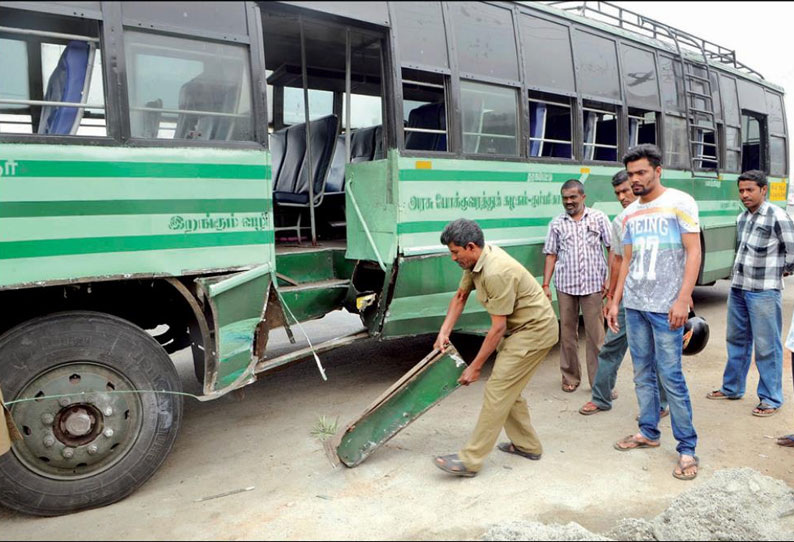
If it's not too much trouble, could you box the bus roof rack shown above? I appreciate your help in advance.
[540,1,764,80]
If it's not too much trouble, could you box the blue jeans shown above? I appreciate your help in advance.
[591,303,667,411]
[625,309,697,456]
[722,287,783,408]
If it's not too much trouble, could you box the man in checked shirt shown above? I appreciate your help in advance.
[706,170,794,417]
[543,179,612,393]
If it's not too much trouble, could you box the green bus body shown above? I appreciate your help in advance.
[0,0,789,516]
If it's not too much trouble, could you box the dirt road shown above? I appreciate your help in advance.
[3,278,794,540]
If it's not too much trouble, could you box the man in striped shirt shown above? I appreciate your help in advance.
[706,170,794,417]
[543,179,612,393]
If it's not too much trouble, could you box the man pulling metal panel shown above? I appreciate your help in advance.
[432,219,559,477]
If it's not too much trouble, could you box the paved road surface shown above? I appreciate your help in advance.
[3,278,794,540]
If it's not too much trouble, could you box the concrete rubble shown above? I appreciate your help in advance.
[483,468,794,541]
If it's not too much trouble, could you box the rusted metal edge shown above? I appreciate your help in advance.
[254,329,369,375]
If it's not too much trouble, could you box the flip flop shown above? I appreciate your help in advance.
[562,383,578,393]
[776,434,794,448]
[497,442,541,460]
[614,434,660,451]
[752,402,779,417]
[706,390,741,400]
[433,454,477,477]
[672,455,699,480]
[579,401,608,416]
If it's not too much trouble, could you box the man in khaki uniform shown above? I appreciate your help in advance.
[433,219,558,477]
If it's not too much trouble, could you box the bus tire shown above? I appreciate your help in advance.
[0,311,183,516]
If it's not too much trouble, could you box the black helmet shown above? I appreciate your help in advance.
[682,313,709,356]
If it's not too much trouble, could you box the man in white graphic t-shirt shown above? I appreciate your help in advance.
[606,144,701,481]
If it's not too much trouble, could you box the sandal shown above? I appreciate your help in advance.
[776,434,794,448]
[706,390,741,400]
[672,455,699,480]
[497,442,541,460]
[752,402,779,417]
[433,454,477,477]
[614,433,660,451]
[562,383,578,393]
[579,401,608,416]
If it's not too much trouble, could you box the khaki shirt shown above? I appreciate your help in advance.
[459,244,558,353]
[1,387,22,457]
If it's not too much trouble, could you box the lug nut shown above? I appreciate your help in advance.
[43,435,55,448]
[62,447,74,459]
[87,445,98,455]
[103,429,114,438]
[59,397,70,407]
[41,413,54,425]
[104,407,113,417]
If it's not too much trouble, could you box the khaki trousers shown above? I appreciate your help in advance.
[458,340,553,472]
[558,291,604,388]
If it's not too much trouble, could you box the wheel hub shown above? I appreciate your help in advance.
[10,363,142,480]
[54,404,102,446]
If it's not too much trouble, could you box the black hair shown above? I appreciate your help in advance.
[440,218,485,248]
[560,178,585,195]
[622,143,663,169]
[737,169,768,189]
[611,170,629,186]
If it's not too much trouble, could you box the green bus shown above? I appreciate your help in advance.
[0,0,787,515]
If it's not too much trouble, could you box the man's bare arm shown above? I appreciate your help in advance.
[542,254,557,300]
[434,288,470,351]
[669,232,701,329]
[458,313,507,385]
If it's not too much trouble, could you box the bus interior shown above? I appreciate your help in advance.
[261,5,387,247]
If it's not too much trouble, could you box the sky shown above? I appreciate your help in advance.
[611,1,794,168]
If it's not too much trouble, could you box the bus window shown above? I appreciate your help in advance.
[582,101,618,162]
[0,37,31,133]
[283,88,333,126]
[0,19,105,137]
[658,55,685,114]
[770,136,787,176]
[124,31,253,141]
[573,30,620,102]
[392,2,449,70]
[519,13,575,94]
[461,80,518,156]
[724,126,742,172]
[741,113,765,172]
[448,2,519,82]
[528,92,572,159]
[343,94,382,130]
[628,109,657,147]
[693,127,718,170]
[720,75,740,126]
[403,69,448,152]
[664,115,690,170]
[41,43,106,136]
[621,45,660,111]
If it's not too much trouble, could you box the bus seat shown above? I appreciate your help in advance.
[174,73,240,140]
[350,125,377,163]
[38,40,91,135]
[273,122,306,201]
[270,128,287,187]
[141,99,163,139]
[274,115,338,205]
[373,125,385,160]
[293,114,338,201]
[325,134,346,194]
[405,102,445,151]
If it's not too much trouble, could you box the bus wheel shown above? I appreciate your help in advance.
[0,311,183,516]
